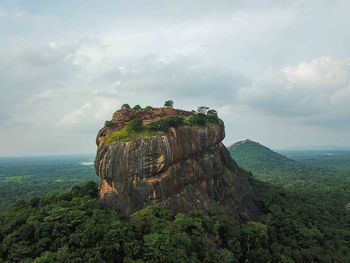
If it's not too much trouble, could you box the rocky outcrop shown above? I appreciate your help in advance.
[95,107,259,220]
[96,108,192,148]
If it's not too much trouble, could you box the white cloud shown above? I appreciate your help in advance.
[93,98,121,120]
[56,98,120,129]
[217,105,232,116]
[238,56,350,125]
[0,9,55,23]
[282,56,349,89]
[30,89,59,102]
[1,0,350,154]
[57,103,92,128]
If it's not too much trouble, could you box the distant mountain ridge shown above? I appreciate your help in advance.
[228,139,300,174]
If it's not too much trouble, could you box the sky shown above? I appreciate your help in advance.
[1,0,350,156]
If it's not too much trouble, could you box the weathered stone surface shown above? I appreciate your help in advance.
[95,108,259,220]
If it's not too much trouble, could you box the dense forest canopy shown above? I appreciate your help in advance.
[0,148,349,262]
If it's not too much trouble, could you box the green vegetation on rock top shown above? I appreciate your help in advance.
[104,112,221,145]
[104,125,157,144]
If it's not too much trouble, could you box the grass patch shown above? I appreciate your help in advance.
[105,126,157,144]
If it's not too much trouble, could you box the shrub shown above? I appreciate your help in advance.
[162,116,184,127]
[185,113,207,126]
[126,118,144,133]
[207,115,220,124]
[104,120,113,127]
[145,106,153,111]
[146,120,168,132]
[207,110,220,124]
[146,116,184,132]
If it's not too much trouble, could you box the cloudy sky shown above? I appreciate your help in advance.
[1,0,350,156]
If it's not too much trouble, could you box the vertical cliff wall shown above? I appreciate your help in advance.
[95,108,259,220]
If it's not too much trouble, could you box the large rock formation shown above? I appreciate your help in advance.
[95,107,259,220]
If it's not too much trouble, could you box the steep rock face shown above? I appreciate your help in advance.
[95,109,259,220]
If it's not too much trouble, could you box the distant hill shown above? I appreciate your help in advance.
[228,139,300,174]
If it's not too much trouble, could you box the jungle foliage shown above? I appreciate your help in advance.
[0,145,349,262]
[1,174,349,263]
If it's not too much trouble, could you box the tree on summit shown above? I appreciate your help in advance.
[207,109,218,117]
[197,106,209,114]
[133,104,142,111]
[121,104,131,110]
[164,100,174,108]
